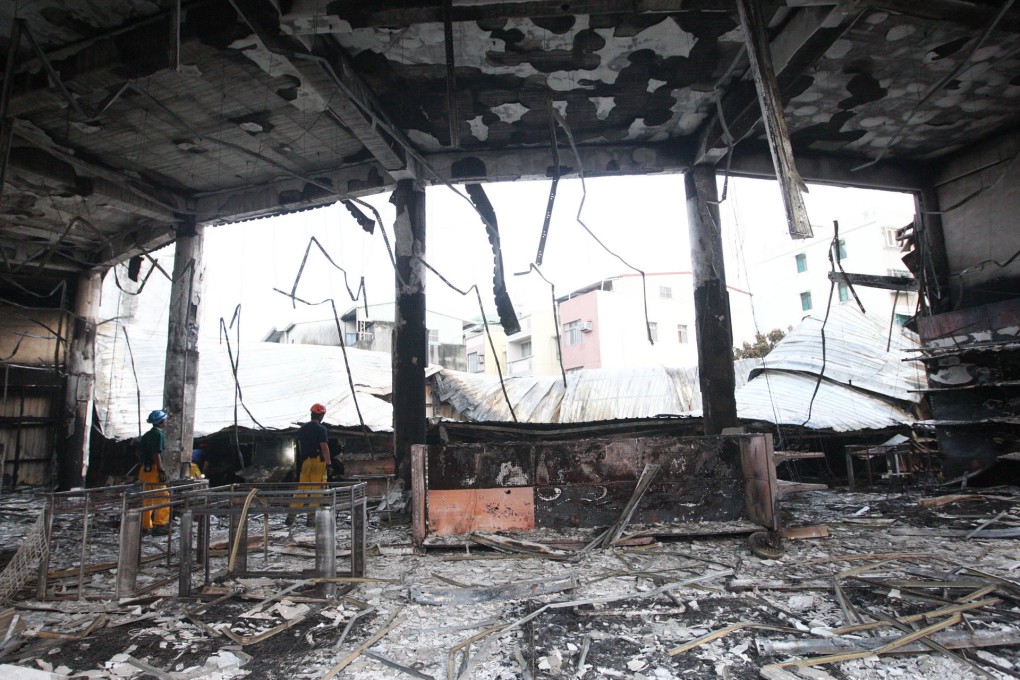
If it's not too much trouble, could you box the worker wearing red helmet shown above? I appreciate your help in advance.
[287,403,332,526]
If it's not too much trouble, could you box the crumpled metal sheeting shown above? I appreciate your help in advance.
[433,371,566,423]
[749,305,925,404]
[94,329,409,439]
[435,361,760,424]
[736,370,914,432]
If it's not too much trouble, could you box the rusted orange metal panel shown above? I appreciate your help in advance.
[426,488,535,535]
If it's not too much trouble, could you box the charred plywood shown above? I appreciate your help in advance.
[413,434,775,546]
[426,443,534,489]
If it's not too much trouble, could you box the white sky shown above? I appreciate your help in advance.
[197,175,916,342]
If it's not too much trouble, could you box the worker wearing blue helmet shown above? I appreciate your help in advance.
[138,409,171,534]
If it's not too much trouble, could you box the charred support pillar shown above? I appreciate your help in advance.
[61,269,102,490]
[391,180,427,486]
[162,221,204,479]
[686,166,738,434]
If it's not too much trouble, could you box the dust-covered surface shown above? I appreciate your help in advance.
[2,486,1020,678]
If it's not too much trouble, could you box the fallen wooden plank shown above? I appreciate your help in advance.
[829,598,999,635]
[801,552,938,566]
[890,527,1020,539]
[323,613,405,680]
[470,533,572,558]
[601,463,660,548]
[668,621,800,656]
[759,621,1020,657]
[780,525,829,540]
[919,494,1019,508]
[409,574,577,606]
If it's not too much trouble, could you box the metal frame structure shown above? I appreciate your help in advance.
[176,482,367,599]
[38,479,207,600]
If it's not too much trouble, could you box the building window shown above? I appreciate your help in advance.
[677,324,689,343]
[467,352,483,372]
[883,227,900,248]
[800,291,812,311]
[648,322,658,342]
[894,313,911,326]
[428,329,439,344]
[563,320,583,347]
[520,340,532,358]
[838,283,849,302]
[834,239,847,262]
[659,286,672,299]
[795,253,807,273]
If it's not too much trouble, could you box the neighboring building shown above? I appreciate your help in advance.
[463,317,508,377]
[741,210,918,334]
[557,273,756,372]
[262,303,468,371]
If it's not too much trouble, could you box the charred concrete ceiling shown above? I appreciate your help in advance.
[1,0,1019,294]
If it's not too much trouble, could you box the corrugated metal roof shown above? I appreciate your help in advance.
[736,371,913,431]
[434,307,922,431]
[434,360,760,424]
[750,305,925,404]
[94,324,423,440]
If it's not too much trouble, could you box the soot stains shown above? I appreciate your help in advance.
[790,110,866,147]
[486,28,603,73]
[839,71,887,110]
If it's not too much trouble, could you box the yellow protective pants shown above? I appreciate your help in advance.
[289,457,327,518]
[138,465,170,530]
[189,463,203,478]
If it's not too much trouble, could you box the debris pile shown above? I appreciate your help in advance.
[0,487,1019,678]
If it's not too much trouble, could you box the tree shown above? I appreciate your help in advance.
[733,327,790,359]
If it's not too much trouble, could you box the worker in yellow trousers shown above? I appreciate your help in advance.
[138,409,171,535]
[287,403,332,526]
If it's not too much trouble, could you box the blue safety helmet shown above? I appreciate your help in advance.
[147,409,168,425]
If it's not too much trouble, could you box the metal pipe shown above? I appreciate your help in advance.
[315,507,336,598]
[116,512,142,598]
[178,510,192,596]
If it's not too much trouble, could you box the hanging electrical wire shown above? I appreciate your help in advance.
[119,325,143,438]
[268,289,377,454]
[218,305,266,474]
[415,257,519,422]
[286,236,368,314]
[801,221,846,428]
[516,263,568,388]
[551,110,655,344]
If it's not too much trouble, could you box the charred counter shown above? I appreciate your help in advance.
[412,434,786,548]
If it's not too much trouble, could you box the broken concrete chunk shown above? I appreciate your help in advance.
[0,665,69,680]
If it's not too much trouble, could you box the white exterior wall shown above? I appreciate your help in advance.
[742,217,918,337]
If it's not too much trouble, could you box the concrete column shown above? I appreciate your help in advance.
[390,180,427,485]
[685,166,738,434]
[162,221,205,479]
[61,270,102,490]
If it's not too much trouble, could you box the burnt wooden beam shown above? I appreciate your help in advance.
[229,0,419,181]
[827,271,917,292]
[391,180,428,486]
[736,0,812,239]
[325,0,734,27]
[726,141,925,192]
[867,0,1020,34]
[697,4,857,165]
[685,165,738,434]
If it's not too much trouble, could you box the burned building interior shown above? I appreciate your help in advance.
[0,0,1019,678]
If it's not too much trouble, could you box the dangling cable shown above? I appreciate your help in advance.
[415,258,518,422]
[553,110,654,344]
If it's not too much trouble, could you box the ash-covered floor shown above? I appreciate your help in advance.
[2,486,1020,679]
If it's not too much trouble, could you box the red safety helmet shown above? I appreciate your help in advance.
[310,403,327,415]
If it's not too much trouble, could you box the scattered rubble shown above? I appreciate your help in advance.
[2,486,1020,678]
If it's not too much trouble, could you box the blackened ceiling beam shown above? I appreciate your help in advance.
[229,0,419,181]
[725,140,925,192]
[867,0,1020,34]
[305,0,734,27]
[696,3,858,165]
